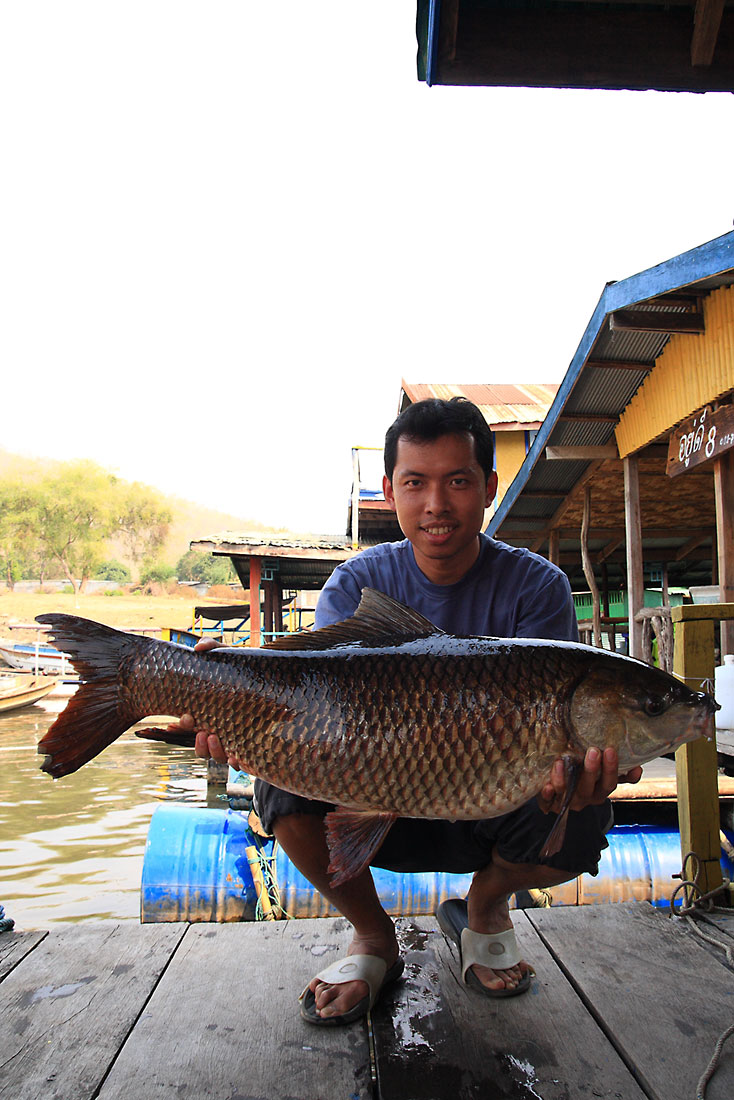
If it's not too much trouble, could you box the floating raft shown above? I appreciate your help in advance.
[140,804,734,922]
[1,903,733,1099]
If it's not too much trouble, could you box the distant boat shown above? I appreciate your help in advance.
[0,637,72,675]
[0,671,60,714]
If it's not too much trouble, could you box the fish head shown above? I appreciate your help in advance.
[569,657,718,771]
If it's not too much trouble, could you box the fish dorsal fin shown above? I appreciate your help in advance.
[263,587,443,651]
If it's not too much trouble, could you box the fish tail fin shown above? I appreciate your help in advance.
[325,809,398,886]
[35,614,147,778]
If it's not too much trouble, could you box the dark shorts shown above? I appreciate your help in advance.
[253,780,613,877]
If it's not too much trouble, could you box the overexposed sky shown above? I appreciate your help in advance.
[2,2,734,535]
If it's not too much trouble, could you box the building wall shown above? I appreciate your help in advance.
[495,430,530,505]
[615,285,734,456]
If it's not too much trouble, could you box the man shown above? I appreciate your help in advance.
[189,397,640,1024]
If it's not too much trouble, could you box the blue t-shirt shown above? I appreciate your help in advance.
[316,533,578,642]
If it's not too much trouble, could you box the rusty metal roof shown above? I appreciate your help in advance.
[400,381,559,430]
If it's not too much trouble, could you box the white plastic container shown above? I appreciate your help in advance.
[715,654,734,730]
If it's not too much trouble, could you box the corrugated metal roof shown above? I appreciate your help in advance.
[401,381,558,428]
[486,230,734,591]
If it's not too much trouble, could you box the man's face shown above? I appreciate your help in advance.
[383,432,497,584]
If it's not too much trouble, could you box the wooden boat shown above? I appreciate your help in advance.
[0,671,60,714]
[0,636,72,675]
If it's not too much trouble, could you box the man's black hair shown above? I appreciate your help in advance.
[384,397,495,482]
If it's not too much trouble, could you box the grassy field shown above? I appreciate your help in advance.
[0,588,225,643]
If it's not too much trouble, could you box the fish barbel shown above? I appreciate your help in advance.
[36,589,716,879]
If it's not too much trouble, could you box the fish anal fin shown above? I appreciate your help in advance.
[539,756,581,860]
[325,808,398,886]
[264,588,442,651]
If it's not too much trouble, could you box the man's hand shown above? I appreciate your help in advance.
[537,747,642,815]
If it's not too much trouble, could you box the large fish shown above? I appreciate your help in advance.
[36,589,716,882]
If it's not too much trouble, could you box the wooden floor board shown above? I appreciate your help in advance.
[370,913,647,1099]
[96,917,372,1100]
[0,921,186,1100]
[0,929,47,982]
[527,903,734,1100]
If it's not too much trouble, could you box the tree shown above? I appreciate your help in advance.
[115,483,172,566]
[0,480,40,589]
[34,462,119,595]
[95,559,132,583]
[176,550,236,586]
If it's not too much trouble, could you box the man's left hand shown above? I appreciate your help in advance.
[537,747,642,814]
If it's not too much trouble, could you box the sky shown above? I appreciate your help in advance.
[2,2,734,537]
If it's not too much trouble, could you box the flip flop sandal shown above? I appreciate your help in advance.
[437,898,533,998]
[300,953,405,1026]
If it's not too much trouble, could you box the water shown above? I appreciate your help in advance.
[0,694,216,930]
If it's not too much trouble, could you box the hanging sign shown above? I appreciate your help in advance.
[667,404,734,477]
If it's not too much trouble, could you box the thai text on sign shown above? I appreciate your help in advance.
[666,404,734,477]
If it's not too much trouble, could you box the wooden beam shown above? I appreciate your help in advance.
[624,455,644,658]
[673,614,723,898]
[714,448,734,653]
[595,539,622,565]
[610,309,705,335]
[557,413,618,423]
[586,359,654,372]
[545,445,618,460]
[675,535,708,561]
[691,0,726,65]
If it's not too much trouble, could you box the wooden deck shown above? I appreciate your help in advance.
[1,902,733,1100]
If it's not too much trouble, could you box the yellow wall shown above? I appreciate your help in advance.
[616,285,734,457]
[495,430,530,504]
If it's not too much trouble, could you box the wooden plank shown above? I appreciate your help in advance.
[0,930,47,983]
[545,445,618,460]
[610,308,705,334]
[0,921,186,1100]
[672,601,734,622]
[674,616,724,897]
[624,455,644,658]
[371,914,646,1099]
[527,903,734,1100]
[97,918,371,1100]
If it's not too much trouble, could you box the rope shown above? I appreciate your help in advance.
[245,835,291,921]
[0,904,14,934]
[669,852,734,1098]
[696,1025,734,1100]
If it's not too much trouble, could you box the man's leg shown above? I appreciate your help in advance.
[465,854,577,991]
[274,813,399,1020]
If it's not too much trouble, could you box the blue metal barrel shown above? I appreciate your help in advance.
[140,805,734,923]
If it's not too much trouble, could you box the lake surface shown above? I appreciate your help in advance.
[0,694,215,930]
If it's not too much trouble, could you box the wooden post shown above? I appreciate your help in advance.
[581,487,602,648]
[263,580,274,643]
[249,557,261,648]
[548,528,559,566]
[672,604,725,898]
[714,449,734,655]
[351,448,360,550]
[273,578,284,635]
[624,455,644,659]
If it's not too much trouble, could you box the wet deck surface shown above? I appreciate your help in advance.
[1,902,733,1100]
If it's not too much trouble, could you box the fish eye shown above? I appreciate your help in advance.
[645,695,668,717]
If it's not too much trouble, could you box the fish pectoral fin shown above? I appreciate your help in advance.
[325,808,398,886]
[135,727,197,748]
[539,756,581,860]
